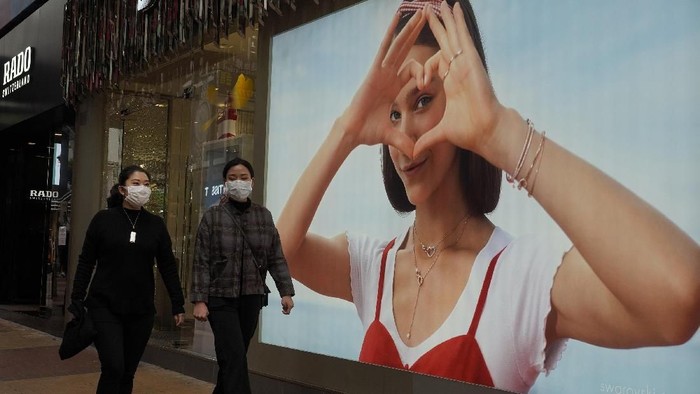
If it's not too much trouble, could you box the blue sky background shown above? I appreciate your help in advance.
[262,1,700,392]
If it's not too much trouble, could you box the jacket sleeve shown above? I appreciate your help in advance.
[190,210,213,303]
[265,209,295,297]
[70,212,101,302]
[155,217,185,315]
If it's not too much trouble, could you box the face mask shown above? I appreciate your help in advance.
[225,180,252,202]
[124,185,151,207]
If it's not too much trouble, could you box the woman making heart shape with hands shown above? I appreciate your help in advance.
[277,1,700,392]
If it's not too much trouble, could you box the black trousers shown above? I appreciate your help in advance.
[90,308,155,394]
[208,295,263,394]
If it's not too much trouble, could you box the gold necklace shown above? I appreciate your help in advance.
[406,217,470,340]
[414,213,470,258]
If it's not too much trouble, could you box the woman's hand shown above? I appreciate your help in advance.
[281,295,294,315]
[335,10,427,158]
[173,313,185,327]
[193,301,209,322]
[415,2,508,158]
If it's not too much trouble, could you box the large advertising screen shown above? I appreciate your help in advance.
[261,1,699,392]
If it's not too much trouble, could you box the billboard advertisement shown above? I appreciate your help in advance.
[262,1,700,392]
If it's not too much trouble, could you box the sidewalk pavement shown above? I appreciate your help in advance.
[0,318,215,394]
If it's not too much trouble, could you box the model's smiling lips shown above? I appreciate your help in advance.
[402,156,427,173]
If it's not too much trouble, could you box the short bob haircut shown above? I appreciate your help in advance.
[222,157,255,180]
[382,0,501,214]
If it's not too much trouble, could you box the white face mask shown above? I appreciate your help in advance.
[124,185,151,208]
[225,180,252,202]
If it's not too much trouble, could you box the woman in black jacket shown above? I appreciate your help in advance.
[71,165,185,393]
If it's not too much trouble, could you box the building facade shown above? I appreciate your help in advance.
[1,0,74,311]
[60,1,498,393]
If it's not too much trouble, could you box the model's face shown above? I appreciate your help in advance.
[388,45,459,206]
[226,164,253,183]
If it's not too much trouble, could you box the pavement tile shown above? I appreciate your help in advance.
[0,346,101,380]
[0,367,214,394]
[0,329,62,350]
[0,373,102,394]
[0,318,214,393]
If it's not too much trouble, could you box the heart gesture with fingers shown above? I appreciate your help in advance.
[413,2,507,159]
[335,9,430,158]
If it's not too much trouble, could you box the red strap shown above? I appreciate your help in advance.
[374,238,396,321]
[467,247,506,337]
[374,240,505,335]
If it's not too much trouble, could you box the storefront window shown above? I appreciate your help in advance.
[98,26,259,358]
[102,94,169,216]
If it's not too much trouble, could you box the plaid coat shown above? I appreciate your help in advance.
[190,200,294,303]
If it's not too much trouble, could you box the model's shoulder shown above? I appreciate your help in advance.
[347,231,394,257]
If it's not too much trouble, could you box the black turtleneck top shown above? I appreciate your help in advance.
[71,207,185,315]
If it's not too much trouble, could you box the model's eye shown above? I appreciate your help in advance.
[416,95,432,109]
[390,110,401,123]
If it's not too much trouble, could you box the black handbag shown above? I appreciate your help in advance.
[58,301,97,360]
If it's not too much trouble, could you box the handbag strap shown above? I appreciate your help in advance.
[220,203,268,290]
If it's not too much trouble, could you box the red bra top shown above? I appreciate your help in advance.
[359,238,505,386]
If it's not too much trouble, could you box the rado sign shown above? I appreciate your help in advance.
[2,46,33,98]
[29,190,59,201]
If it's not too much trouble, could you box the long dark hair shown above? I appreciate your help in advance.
[106,165,151,208]
[382,0,501,214]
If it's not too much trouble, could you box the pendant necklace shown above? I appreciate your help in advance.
[406,216,470,340]
[413,213,470,258]
[123,208,142,243]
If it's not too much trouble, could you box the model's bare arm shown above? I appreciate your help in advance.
[420,2,700,347]
[276,11,426,301]
[277,124,356,301]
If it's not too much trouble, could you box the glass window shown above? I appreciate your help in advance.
[100,26,260,359]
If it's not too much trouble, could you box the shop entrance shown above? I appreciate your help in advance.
[0,106,74,316]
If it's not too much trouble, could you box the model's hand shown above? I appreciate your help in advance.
[193,302,209,322]
[335,10,427,158]
[281,295,294,315]
[173,313,185,327]
[415,2,507,158]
